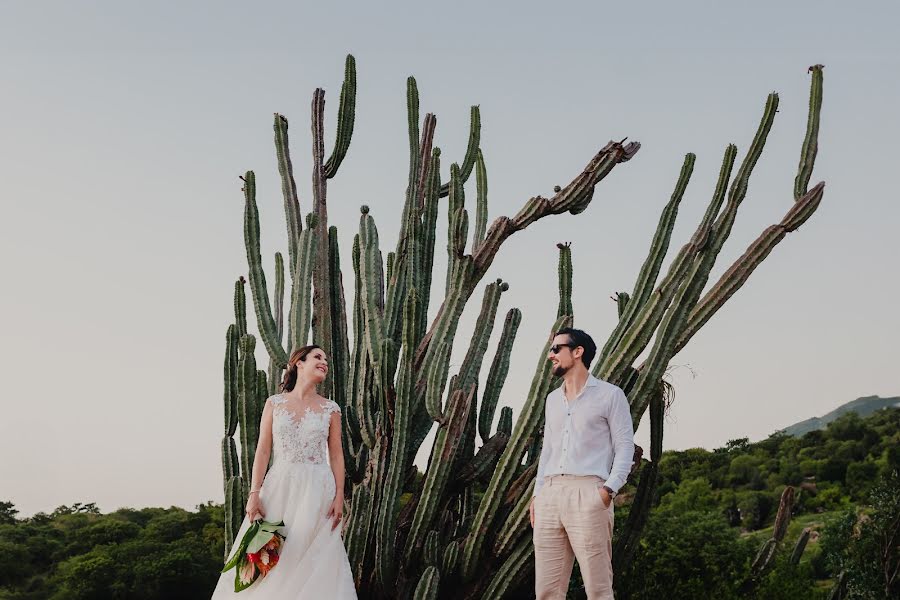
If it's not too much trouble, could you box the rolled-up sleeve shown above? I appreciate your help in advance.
[603,388,635,493]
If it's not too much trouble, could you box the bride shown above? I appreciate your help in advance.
[212,344,357,598]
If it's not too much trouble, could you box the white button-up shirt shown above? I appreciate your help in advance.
[533,375,635,496]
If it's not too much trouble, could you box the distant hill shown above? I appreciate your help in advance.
[781,395,900,437]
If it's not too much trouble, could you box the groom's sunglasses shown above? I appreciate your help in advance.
[549,343,575,354]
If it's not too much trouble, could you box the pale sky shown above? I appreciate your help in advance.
[1,1,897,517]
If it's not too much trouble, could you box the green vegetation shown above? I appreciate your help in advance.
[609,407,900,599]
[2,408,895,599]
[0,503,223,600]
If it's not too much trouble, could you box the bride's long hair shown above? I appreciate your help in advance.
[279,344,322,392]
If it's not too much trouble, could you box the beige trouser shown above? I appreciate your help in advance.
[533,475,615,600]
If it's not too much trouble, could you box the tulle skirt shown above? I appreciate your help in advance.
[211,461,357,598]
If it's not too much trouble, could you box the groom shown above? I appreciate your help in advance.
[530,327,635,600]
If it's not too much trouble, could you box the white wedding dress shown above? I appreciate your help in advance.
[212,395,357,598]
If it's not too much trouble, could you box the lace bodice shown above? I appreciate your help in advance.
[270,395,341,465]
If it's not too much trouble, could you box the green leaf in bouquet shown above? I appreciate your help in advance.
[222,521,261,572]
[233,556,258,592]
[246,519,286,554]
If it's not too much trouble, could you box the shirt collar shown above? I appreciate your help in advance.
[554,373,600,398]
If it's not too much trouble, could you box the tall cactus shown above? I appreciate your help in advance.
[311,55,357,397]
[219,58,826,598]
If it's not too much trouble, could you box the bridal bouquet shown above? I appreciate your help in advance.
[222,520,286,591]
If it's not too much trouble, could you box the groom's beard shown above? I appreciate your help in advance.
[552,364,568,377]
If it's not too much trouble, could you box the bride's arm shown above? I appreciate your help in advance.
[246,400,274,519]
[326,410,345,529]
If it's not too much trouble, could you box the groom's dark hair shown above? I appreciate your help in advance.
[555,327,597,368]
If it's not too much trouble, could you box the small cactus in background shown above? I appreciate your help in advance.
[220,57,826,598]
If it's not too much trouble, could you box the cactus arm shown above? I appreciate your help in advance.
[675,181,825,355]
[415,140,636,385]
[288,216,317,352]
[310,87,335,393]
[790,527,812,565]
[597,153,694,365]
[329,226,351,409]
[358,207,387,367]
[384,78,424,318]
[406,77,420,187]
[480,536,534,599]
[223,318,241,556]
[472,149,488,250]
[596,217,711,384]
[385,252,395,290]
[418,148,441,338]
[422,259,476,421]
[327,225,356,475]
[345,430,388,587]
[221,436,240,492]
[237,334,258,501]
[386,113,435,357]
[375,290,418,585]
[413,565,440,600]
[606,94,778,385]
[234,276,247,339]
[268,252,285,394]
[273,114,302,276]
[496,406,513,437]
[224,324,239,436]
[442,540,460,578]
[456,280,507,392]
[458,106,481,183]
[675,69,825,353]
[610,146,734,419]
[349,233,377,449]
[273,251,285,341]
[453,431,509,489]
[403,386,474,567]
[478,309,521,442]
[423,530,440,566]
[492,478,534,558]
[615,292,630,318]
[471,140,638,279]
[556,242,573,318]
[324,54,357,179]
[224,475,243,557]
[445,163,466,295]
[439,105,481,197]
[623,151,744,420]
[241,172,289,368]
[794,65,824,200]
[750,486,796,578]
